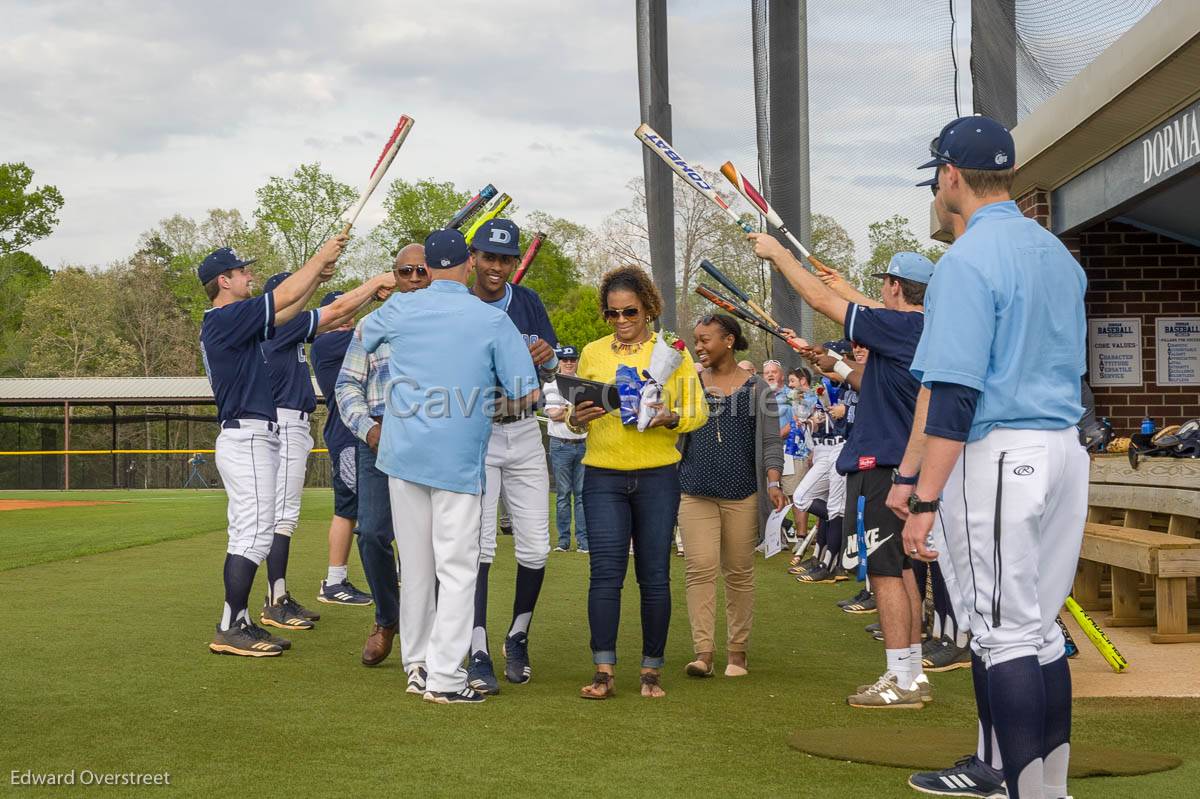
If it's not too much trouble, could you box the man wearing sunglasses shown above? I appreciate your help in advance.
[466,217,559,693]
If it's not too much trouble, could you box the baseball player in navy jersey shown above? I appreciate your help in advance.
[895,116,1088,799]
[465,218,558,693]
[199,236,344,658]
[257,268,397,632]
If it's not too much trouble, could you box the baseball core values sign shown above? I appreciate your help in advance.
[1089,317,1142,387]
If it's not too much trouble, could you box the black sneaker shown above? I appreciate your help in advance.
[865,621,883,641]
[842,594,877,614]
[467,651,500,695]
[907,755,1006,797]
[796,565,837,583]
[318,579,374,606]
[406,666,428,695]
[261,594,315,630]
[209,622,282,657]
[924,637,972,672]
[424,687,487,705]
[838,588,872,608]
[503,632,532,684]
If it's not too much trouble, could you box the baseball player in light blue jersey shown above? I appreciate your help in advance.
[359,229,539,705]
[897,116,1088,799]
[256,269,397,632]
[199,236,345,658]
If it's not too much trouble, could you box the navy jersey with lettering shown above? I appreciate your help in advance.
[310,329,356,455]
[262,309,320,412]
[480,284,558,350]
[200,293,277,423]
[836,305,924,475]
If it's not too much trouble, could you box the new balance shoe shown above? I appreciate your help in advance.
[209,622,283,657]
[467,651,500,695]
[907,755,1006,797]
[406,666,428,695]
[837,588,872,608]
[913,672,933,703]
[842,594,877,614]
[923,636,972,672]
[261,594,315,630]
[423,687,486,705]
[847,673,924,709]
[318,579,373,606]
[503,632,532,684]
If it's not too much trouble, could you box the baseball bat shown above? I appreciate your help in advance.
[1064,595,1129,673]
[511,232,545,285]
[695,285,805,353]
[719,160,834,274]
[447,184,498,230]
[855,495,868,582]
[463,193,512,245]
[340,115,415,236]
[698,258,779,328]
[634,123,754,234]
[796,523,819,561]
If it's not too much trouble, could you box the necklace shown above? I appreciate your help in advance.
[611,331,653,355]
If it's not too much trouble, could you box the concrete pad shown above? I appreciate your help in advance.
[1065,613,1200,698]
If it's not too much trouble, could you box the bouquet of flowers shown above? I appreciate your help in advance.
[636,331,687,431]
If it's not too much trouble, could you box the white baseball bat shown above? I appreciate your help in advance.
[340,115,415,235]
[634,123,753,234]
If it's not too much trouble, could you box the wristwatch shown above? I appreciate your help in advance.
[891,468,919,486]
[767,480,781,489]
[907,493,940,514]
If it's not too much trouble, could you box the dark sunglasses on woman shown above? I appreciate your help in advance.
[603,307,641,320]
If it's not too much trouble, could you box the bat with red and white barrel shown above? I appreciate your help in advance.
[511,232,545,285]
[340,115,415,236]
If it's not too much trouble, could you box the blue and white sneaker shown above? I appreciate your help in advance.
[467,651,500,695]
[503,632,532,684]
[406,666,428,695]
[907,755,1006,798]
[423,687,486,705]
[318,579,374,606]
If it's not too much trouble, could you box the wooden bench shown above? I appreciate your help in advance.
[1074,456,1200,643]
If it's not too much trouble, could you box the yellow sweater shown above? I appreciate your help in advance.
[577,333,709,470]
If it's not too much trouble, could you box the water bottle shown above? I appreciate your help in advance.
[1141,417,1155,436]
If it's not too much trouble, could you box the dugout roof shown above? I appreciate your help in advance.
[0,377,324,407]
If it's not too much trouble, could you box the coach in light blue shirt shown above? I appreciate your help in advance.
[359,229,539,494]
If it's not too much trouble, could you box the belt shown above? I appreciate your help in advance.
[496,411,534,425]
[276,408,310,422]
[221,419,279,433]
[551,436,586,443]
[813,436,845,446]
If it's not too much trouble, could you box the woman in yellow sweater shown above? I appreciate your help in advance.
[568,266,707,699]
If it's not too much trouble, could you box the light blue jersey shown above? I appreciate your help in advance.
[360,280,539,494]
[910,201,1086,442]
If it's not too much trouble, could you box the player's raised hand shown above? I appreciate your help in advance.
[315,234,349,274]
[374,270,397,301]
[747,232,788,264]
[528,338,555,367]
[778,327,809,351]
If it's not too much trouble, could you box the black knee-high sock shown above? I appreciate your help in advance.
[509,564,546,638]
[823,516,843,568]
[221,554,258,630]
[814,517,828,561]
[265,533,291,603]
[972,652,999,769]
[931,562,953,641]
[471,562,491,655]
[988,655,1045,799]
[1042,655,1072,798]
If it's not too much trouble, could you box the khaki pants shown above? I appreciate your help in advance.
[677,493,759,654]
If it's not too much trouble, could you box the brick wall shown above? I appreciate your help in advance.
[1076,220,1200,434]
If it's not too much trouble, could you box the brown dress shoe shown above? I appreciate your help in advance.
[362,623,397,666]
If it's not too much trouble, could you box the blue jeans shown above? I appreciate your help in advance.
[550,438,588,550]
[582,464,680,668]
[356,441,399,628]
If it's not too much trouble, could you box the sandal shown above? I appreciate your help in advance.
[640,671,666,698]
[580,671,615,700]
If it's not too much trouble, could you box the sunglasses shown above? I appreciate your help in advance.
[395,265,428,278]
[930,182,940,197]
[603,307,641,320]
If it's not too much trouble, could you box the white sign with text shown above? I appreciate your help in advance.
[1155,317,1200,386]
[1089,317,1142,387]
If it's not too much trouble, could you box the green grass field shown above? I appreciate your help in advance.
[1,489,1197,797]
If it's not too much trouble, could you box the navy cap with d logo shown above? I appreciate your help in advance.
[198,247,257,285]
[472,218,521,257]
[424,229,471,269]
[917,115,1014,177]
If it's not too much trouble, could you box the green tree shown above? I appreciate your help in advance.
[112,256,199,376]
[0,251,52,374]
[20,268,136,376]
[254,163,356,267]
[0,162,65,255]
[859,214,945,298]
[549,285,610,349]
[373,178,469,253]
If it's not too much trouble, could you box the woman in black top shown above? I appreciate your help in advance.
[677,314,785,678]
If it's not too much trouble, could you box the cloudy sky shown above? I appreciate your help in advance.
[3,0,968,269]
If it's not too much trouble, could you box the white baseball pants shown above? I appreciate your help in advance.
[479,417,551,569]
[940,427,1088,667]
[791,441,847,517]
[272,409,313,537]
[389,477,484,694]
[215,421,280,564]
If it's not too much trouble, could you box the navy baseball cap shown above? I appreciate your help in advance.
[918,115,1014,173]
[556,345,579,361]
[262,272,291,293]
[198,247,256,285]
[916,170,939,189]
[472,218,521,257]
[424,229,471,269]
[872,251,935,285]
[319,291,343,308]
[824,339,853,356]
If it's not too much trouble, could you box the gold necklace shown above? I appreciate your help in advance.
[611,331,653,355]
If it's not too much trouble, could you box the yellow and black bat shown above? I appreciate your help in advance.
[1064,595,1129,673]
[463,192,512,245]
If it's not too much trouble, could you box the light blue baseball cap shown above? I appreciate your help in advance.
[872,251,935,285]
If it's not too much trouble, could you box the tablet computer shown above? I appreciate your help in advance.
[553,374,621,413]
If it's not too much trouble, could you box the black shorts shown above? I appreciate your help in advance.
[846,467,910,578]
[331,445,358,520]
